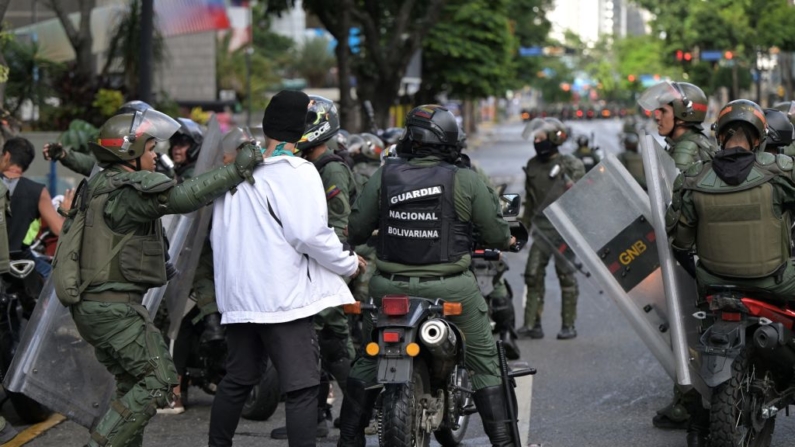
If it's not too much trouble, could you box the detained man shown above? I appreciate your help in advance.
[209,90,365,447]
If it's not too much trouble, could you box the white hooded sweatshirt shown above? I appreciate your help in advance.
[212,155,357,324]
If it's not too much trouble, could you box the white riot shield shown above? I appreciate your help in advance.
[640,132,709,398]
[5,164,115,428]
[5,117,224,428]
[144,114,224,339]
[544,153,677,379]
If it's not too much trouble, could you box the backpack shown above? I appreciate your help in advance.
[51,179,133,306]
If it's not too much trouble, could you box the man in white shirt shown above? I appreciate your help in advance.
[208,90,365,447]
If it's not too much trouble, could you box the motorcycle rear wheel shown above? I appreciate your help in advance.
[433,366,472,446]
[241,361,280,421]
[710,349,776,447]
[381,358,431,447]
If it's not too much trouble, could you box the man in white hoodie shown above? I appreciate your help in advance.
[209,90,364,447]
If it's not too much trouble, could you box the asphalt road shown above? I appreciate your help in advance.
[8,118,795,447]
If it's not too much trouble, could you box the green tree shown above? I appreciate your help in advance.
[288,37,336,88]
[509,0,553,89]
[418,0,514,102]
[101,0,166,99]
[216,34,281,113]
[2,38,62,117]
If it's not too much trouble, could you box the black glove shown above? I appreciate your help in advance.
[672,248,696,278]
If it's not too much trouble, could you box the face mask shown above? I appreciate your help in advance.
[534,139,557,159]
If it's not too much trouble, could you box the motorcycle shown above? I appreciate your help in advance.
[0,258,51,423]
[698,285,795,447]
[174,306,281,421]
[344,197,532,446]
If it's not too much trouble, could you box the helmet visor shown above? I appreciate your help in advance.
[521,118,556,141]
[637,81,683,112]
[132,109,180,142]
[222,127,252,154]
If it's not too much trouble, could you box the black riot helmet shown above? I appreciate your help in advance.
[764,108,795,150]
[296,95,340,152]
[399,105,460,160]
[169,118,204,163]
[576,135,589,148]
[116,100,153,115]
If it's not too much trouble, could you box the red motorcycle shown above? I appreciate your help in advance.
[699,285,795,447]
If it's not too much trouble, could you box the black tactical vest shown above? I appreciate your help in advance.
[8,177,44,252]
[378,159,472,265]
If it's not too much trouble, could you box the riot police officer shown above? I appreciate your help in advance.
[773,101,795,156]
[572,135,599,172]
[667,99,795,446]
[55,109,262,447]
[338,105,518,447]
[617,129,646,190]
[169,118,204,180]
[517,118,585,340]
[637,81,715,170]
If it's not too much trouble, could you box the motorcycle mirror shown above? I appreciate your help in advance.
[549,164,561,178]
[500,194,521,217]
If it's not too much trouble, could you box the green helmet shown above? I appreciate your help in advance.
[522,117,568,145]
[638,81,708,126]
[221,127,254,155]
[713,99,767,150]
[773,101,795,125]
[89,110,180,164]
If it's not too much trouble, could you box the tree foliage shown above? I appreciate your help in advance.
[419,0,514,101]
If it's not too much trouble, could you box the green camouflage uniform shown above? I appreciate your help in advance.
[617,150,647,190]
[0,182,14,441]
[312,148,357,365]
[522,153,585,329]
[68,162,250,447]
[348,156,512,391]
[668,151,795,297]
[664,128,715,171]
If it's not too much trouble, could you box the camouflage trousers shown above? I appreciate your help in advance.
[523,241,579,328]
[72,299,179,447]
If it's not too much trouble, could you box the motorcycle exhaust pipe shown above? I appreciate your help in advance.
[420,319,457,359]
[753,324,795,367]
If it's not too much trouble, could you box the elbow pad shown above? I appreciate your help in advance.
[161,164,244,214]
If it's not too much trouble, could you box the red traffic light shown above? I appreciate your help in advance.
[724,51,733,60]
[684,52,692,62]
[676,50,683,61]
[627,74,636,82]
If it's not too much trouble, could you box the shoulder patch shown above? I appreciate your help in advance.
[755,151,776,166]
[683,161,704,177]
[111,171,174,193]
[776,154,794,171]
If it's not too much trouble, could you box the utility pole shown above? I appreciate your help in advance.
[139,0,154,103]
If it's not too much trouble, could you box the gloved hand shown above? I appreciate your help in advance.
[44,143,66,161]
[234,143,264,184]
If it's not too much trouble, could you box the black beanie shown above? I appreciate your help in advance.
[262,90,310,143]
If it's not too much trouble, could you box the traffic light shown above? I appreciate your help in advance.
[676,50,683,61]
[627,74,636,82]
[674,50,693,64]
[684,52,692,62]
[724,51,733,60]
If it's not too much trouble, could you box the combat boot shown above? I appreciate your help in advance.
[337,378,379,447]
[473,385,516,447]
[201,313,225,343]
[557,326,577,340]
[517,321,543,339]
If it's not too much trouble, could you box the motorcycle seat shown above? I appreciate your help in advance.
[706,285,788,306]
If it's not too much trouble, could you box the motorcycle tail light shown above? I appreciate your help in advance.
[721,312,742,322]
[382,295,410,316]
[383,331,401,343]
